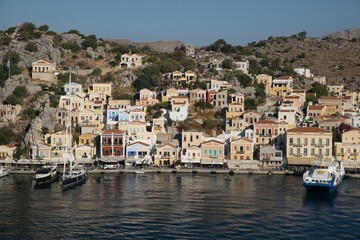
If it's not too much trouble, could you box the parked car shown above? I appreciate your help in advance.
[104,164,117,170]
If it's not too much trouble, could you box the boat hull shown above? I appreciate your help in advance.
[0,172,9,178]
[35,171,60,186]
[62,172,87,190]
[304,175,344,193]
[0,168,9,178]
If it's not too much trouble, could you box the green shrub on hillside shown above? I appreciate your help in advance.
[38,24,49,32]
[23,107,40,120]
[0,36,12,46]
[67,29,85,38]
[0,63,22,87]
[0,127,14,144]
[62,42,81,53]
[3,86,28,105]
[25,42,38,52]
[82,34,98,49]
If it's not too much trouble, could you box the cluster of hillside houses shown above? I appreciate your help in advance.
[1,55,360,170]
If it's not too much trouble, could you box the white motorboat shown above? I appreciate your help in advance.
[34,165,60,185]
[0,166,9,178]
[303,160,345,193]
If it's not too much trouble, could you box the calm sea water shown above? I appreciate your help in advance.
[1,173,360,239]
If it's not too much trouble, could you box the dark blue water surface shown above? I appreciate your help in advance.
[1,173,360,239]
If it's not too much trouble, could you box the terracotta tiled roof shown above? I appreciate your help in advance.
[256,120,277,124]
[287,127,330,133]
[275,76,292,80]
[308,105,325,110]
[5,144,16,148]
[102,129,124,134]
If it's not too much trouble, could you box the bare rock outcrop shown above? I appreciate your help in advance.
[326,28,360,40]
[22,96,56,149]
[0,75,27,102]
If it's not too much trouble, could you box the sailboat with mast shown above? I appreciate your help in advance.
[62,73,87,190]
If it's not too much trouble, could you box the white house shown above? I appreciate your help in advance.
[234,60,249,74]
[352,116,360,128]
[294,67,312,78]
[169,96,189,121]
[181,146,201,166]
[64,82,83,96]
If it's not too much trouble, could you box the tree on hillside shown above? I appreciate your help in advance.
[67,29,85,38]
[0,63,22,87]
[4,51,20,64]
[38,24,49,32]
[222,59,234,69]
[298,31,307,39]
[310,82,328,98]
[132,75,154,91]
[82,34,98,49]
[235,71,253,87]
[0,127,14,144]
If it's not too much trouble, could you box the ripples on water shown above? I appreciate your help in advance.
[1,173,360,239]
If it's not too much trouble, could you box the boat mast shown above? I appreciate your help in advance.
[63,72,72,178]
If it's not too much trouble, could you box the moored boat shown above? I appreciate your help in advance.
[61,72,87,190]
[62,163,87,190]
[0,166,9,178]
[34,165,60,185]
[303,160,345,193]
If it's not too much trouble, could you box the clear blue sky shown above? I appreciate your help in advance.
[0,0,359,46]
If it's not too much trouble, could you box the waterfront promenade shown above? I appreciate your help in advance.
[9,167,360,178]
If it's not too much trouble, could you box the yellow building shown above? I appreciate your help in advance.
[78,133,96,147]
[226,116,246,133]
[307,105,326,119]
[161,88,178,102]
[129,108,146,123]
[226,92,244,120]
[172,70,195,85]
[0,144,17,160]
[182,131,204,148]
[154,143,179,166]
[335,129,360,161]
[48,131,72,157]
[256,74,272,94]
[152,117,165,134]
[268,76,293,97]
[230,137,254,160]
[226,103,244,120]
[120,53,146,68]
[108,99,131,109]
[90,82,112,96]
[287,127,333,166]
[255,120,287,146]
[318,96,350,114]
[75,145,96,160]
[118,120,129,132]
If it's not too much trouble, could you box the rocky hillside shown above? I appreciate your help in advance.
[326,28,360,40]
[247,33,360,85]
[106,39,187,53]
